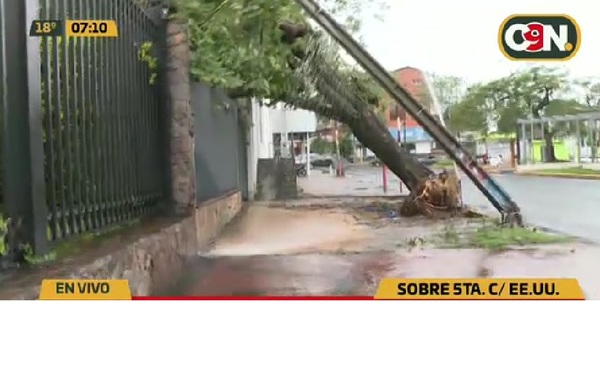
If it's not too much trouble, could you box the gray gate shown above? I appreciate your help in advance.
[192,82,247,202]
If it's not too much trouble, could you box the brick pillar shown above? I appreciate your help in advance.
[166,20,195,214]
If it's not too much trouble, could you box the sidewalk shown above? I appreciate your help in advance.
[514,162,600,179]
[300,166,410,197]
[170,169,600,298]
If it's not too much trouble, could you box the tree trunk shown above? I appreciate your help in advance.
[515,125,521,164]
[543,131,557,162]
[281,25,433,191]
[310,74,433,190]
[348,112,433,190]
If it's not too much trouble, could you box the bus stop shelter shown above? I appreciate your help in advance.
[517,112,600,164]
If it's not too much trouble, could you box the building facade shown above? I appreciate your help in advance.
[385,66,434,154]
[246,100,318,199]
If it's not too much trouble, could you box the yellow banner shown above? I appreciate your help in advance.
[65,20,119,38]
[375,278,585,300]
[39,279,132,300]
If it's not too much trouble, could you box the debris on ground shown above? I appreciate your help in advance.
[400,169,462,218]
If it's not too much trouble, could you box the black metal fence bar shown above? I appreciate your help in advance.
[44,0,166,242]
[0,0,167,259]
[1,0,48,255]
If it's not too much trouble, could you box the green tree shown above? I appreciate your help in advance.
[574,78,600,108]
[173,0,387,104]
[310,137,333,154]
[428,73,466,116]
[446,93,487,137]
[457,66,570,161]
[338,131,354,158]
[171,0,435,189]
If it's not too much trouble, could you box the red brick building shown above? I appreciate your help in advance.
[386,66,431,129]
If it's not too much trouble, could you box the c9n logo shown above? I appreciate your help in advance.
[498,14,581,61]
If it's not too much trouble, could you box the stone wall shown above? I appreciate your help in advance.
[166,20,196,215]
[0,191,242,299]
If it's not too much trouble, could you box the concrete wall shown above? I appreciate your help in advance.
[246,99,278,200]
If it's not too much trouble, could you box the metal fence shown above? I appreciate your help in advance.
[0,0,167,258]
[192,83,247,202]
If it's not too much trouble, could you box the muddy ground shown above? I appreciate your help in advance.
[170,196,600,299]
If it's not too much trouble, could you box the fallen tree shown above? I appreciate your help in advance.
[282,30,432,189]
[177,0,464,218]
[279,25,463,217]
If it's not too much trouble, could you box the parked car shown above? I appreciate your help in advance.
[369,158,382,167]
[417,156,436,166]
[311,155,335,168]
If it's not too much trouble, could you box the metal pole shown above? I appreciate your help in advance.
[396,116,403,193]
[382,165,388,193]
[281,115,287,158]
[334,120,343,176]
[592,120,598,163]
[520,120,527,165]
[540,120,546,162]
[1,0,48,257]
[306,132,311,176]
[575,119,581,164]
[529,121,535,164]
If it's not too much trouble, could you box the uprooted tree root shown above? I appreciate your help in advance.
[400,170,463,218]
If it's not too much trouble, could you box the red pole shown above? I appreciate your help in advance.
[396,118,403,193]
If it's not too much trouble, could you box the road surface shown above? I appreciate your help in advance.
[307,165,598,243]
[460,174,599,243]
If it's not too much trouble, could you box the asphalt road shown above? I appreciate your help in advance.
[460,173,599,243]
[339,165,598,242]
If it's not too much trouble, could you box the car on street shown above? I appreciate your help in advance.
[311,154,336,168]
[369,158,382,167]
[416,156,436,166]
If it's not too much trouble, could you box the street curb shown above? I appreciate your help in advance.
[515,172,600,180]
[431,167,517,175]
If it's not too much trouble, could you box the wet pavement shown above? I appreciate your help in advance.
[168,173,600,298]
[173,245,600,298]
[306,165,600,243]
[460,174,600,243]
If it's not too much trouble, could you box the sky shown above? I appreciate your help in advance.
[354,0,599,84]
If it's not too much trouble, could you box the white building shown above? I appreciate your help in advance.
[245,100,317,199]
